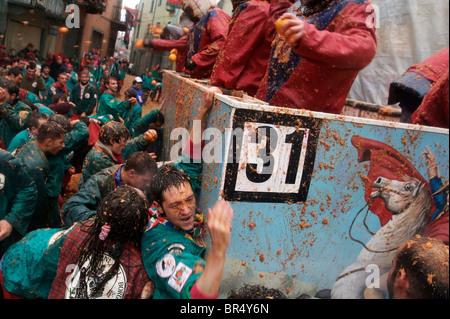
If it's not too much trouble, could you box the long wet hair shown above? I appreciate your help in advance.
[75,186,149,297]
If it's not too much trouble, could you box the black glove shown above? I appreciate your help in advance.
[185,59,197,71]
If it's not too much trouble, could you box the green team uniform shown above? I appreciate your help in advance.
[80,134,153,185]
[15,141,50,231]
[0,149,37,256]
[96,92,131,122]
[70,83,98,116]
[0,101,31,149]
[1,226,72,298]
[141,150,205,299]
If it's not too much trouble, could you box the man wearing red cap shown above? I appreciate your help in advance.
[50,55,67,82]
[18,43,34,58]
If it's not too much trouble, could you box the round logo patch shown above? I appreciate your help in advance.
[0,173,5,190]
[65,253,128,299]
[85,93,90,99]
[156,254,176,278]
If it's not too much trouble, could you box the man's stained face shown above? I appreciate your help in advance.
[159,182,196,231]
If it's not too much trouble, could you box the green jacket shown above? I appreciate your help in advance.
[141,222,206,299]
[0,149,37,256]
[0,101,31,149]
[80,134,152,185]
[70,83,98,116]
[20,75,46,96]
[6,129,31,154]
[96,92,131,122]
[46,120,89,198]
[1,227,72,298]
[43,84,70,107]
[15,141,50,231]
[61,165,119,227]
[141,150,205,299]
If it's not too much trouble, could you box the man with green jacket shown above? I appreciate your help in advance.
[15,121,66,231]
[96,76,137,122]
[0,149,37,257]
[70,69,98,118]
[141,87,235,299]
[80,121,157,186]
[0,80,31,149]
[61,151,158,227]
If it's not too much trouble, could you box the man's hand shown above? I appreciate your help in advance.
[198,87,222,116]
[421,146,436,167]
[207,199,234,255]
[144,129,158,143]
[0,220,13,242]
[129,97,138,106]
[278,13,306,49]
[0,87,8,105]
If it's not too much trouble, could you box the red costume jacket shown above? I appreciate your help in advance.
[210,1,273,96]
[412,70,449,129]
[256,0,377,114]
[152,8,230,79]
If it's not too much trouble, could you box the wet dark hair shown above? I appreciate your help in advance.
[154,112,165,124]
[7,66,22,78]
[28,111,49,130]
[150,164,192,204]
[76,186,149,298]
[393,236,449,299]
[124,88,137,99]
[36,120,66,143]
[49,114,72,133]
[124,151,158,176]
[227,284,288,299]
[98,121,131,146]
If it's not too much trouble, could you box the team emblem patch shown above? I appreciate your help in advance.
[0,173,5,190]
[168,262,192,293]
[156,254,176,278]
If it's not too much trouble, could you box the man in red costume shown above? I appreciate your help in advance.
[411,71,449,129]
[389,47,449,123]
[147,0,230,79]
[256,0,377,114]
[210,0,274,97]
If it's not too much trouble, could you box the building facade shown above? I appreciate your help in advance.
[129,0,232,75]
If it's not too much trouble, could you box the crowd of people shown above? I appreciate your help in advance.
[0,0,448,300]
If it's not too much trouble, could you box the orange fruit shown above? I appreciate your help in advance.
[183,27,189,34]
[275,18,288,35]
[169,54,177,62]
[135,39,144,49]
[59,26,69,34]
[151,80,157,86]
[170,48,178,55]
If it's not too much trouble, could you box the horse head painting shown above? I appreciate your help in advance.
[331,136,434,299]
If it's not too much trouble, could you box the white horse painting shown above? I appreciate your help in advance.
[331,176,432,299]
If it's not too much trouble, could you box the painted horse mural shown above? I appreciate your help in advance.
[331,136,435,299]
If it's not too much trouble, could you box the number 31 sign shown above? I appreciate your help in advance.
[223,109,323,203]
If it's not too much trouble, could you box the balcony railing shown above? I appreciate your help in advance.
[9,0,68,17]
